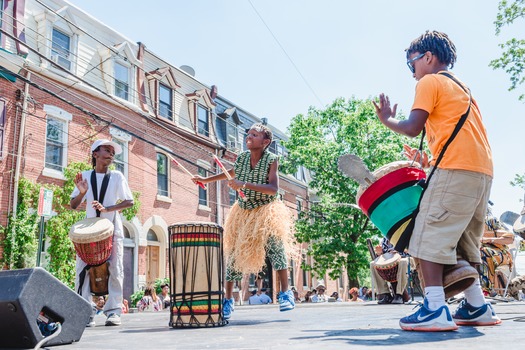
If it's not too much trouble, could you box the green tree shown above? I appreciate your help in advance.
[1,178,40,269]
[491,0,525,101]
[282,97,417,288]
[491,0,525,195]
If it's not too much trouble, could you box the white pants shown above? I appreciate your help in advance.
[370,257,410,295]
[75,235,124,316]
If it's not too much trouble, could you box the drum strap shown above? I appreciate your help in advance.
[90,170,111,218]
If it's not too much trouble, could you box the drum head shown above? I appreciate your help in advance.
[375,252,401,267]
[69,217,114,243]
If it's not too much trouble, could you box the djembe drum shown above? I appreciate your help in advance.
[168,222,227,328]
[356,160,478,298]
[69,217,114,296]
[356,161,426,250]
[374,252,401,283]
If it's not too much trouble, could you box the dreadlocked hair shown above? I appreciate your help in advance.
[406,30,457,69]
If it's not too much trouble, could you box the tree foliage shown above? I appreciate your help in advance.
[491,0,525,192]
[282,97,418,287]
[491,0,525,101]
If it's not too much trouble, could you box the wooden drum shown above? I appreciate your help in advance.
[374,252,401,283]
[69,217,114,266]
[69,217,114,296]
[356,161,426,251]
[168,222,227,328]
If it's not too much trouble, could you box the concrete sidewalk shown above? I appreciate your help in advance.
[41,299,525,350]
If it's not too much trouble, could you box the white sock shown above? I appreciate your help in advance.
[463,281,486,307]
[425,286,446,310]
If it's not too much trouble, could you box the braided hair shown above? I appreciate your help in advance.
[249,123,273,150]
[406,30,457,69]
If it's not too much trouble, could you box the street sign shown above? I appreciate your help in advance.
[37,187,53,217]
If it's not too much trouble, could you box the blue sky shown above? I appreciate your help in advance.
[67,0,525,218]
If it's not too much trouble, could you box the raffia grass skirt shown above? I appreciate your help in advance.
[223,199,299,275]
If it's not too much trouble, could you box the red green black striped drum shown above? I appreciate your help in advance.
[356,161,426,249]
[168,222,227,328]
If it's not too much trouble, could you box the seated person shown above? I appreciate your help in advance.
[248,290,263,305]
[479,214,514,296]
[358,286,371,301]
[311,282,328,302]
[121,299,129,314]
[94,295,105,314]
[158,284,171,309]
[136,286,162,312]
[258,288,272,304]
[370,237,410,304]
[348,288,363,302]
[330,291,343,302]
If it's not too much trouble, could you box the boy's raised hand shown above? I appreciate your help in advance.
[74,172,88,195]
[373,93,398,123]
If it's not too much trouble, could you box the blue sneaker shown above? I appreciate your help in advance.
[278,290,295,312]
[222,297,234,320]
[452,300,501,326]
[399,299,458,331]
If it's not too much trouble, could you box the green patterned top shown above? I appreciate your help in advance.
[234,150,278,209]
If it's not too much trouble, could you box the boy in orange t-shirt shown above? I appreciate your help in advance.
[373,30,500,331]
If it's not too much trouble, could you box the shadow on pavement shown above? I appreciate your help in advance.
[291,326,484,346]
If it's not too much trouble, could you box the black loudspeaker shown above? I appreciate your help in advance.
[0,267,92,349]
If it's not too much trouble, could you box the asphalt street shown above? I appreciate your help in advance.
[33,298,525,350]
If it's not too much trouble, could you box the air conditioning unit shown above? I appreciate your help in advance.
[50,54,60,64]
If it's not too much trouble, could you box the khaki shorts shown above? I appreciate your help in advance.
[408,168,492,265]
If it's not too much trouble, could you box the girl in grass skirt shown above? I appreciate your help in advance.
[193,123,298,319]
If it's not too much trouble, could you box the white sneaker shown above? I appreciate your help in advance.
[105,313,121,326]
[86,315,96,327]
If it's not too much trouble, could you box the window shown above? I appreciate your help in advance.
[51,28,71,70]
[114,62,129,100]
[157,153,168,197]
[113,139,126,175]
[42,106,71,178]
[296,199,302,214]
[197,105,209,136]
[159,83,173,119]
[45,117,66,171]
[110,128,131,178]
[198,166,208,206]
[302,254,309,288]
[229,187,237,205]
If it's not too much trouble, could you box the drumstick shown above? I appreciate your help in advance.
[213,155,246,199]
[167,155,206,189]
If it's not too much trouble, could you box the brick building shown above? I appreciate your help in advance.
[0,0,349,303]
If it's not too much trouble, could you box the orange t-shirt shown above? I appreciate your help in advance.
[411,72,493,177]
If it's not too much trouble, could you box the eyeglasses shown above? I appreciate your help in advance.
[406,53,425,74]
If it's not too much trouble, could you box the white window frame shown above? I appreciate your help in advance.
[42,105,72,179]
[197,104,209,137]
[155,151,171,202]
[110,128,131,179]
[51,27,72,71]
[114,60,131,101]
[197,159,211,211]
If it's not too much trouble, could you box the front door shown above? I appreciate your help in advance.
[147,245,159,284]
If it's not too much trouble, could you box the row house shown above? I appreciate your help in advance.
[0,0,348,303]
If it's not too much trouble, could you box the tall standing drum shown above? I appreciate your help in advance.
[168,222,227,328]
